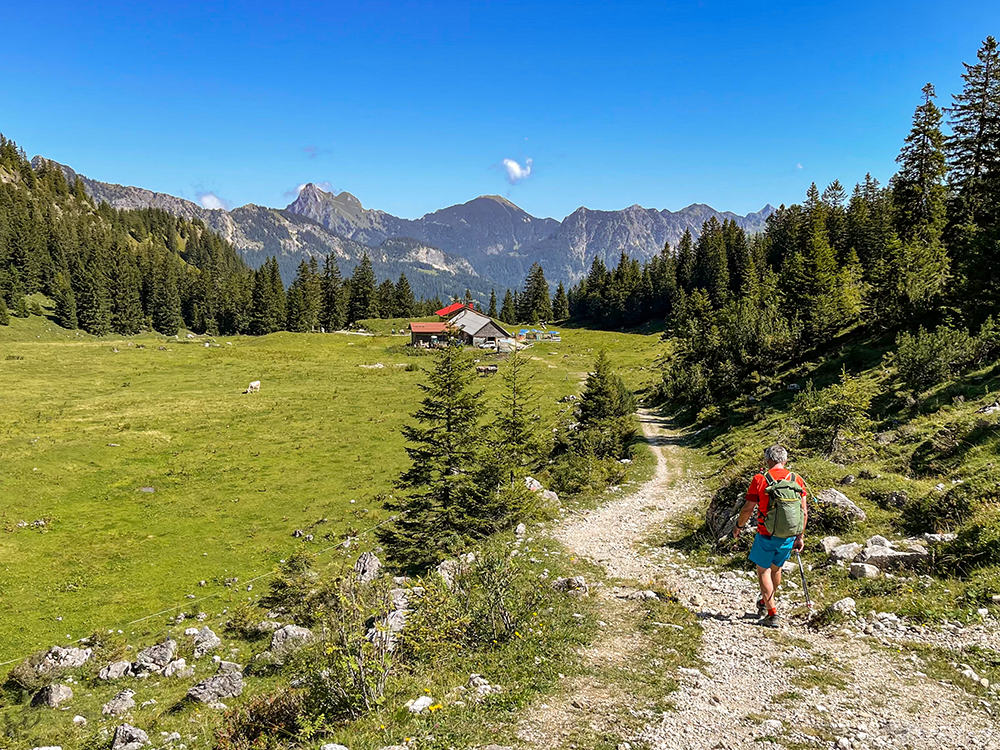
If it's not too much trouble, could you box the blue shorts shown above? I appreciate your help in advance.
[749,533,795,570]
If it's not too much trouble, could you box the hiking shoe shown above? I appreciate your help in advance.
[756,598,768,616]
[761,613,781,629]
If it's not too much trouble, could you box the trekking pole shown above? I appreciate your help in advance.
[796,552,813,610]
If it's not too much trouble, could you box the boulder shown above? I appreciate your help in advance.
[830,597,856,613]
[101,689,136,717]
[407,695,435,714]
[217,660,242,674]
[163,659,192,678]
[541,489,559,506]
[814,489,867,523]
[820,536,843,555]
[437,559,462,590]
[850,563,881,579]
[134,639,176,672]
[515,522,527,537]
[99,661,133,680]
[865,535,891,548]
[551,576,589,596]
[193,627,222,658]
[187,672,244,704]
[525,477,543,492]
[111,723,149,750]
[829,542,862,563]
[270,625,313,658]
[856,545,927,571]
[36,646,92,674]
[354,552,382,583]
[923,533,957,545]
[31,684,73,708]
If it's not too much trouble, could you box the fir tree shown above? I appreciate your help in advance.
[250,257,284,335]
[377,344,485,569]
[378,278,397,318]
[553,281,570,320]
[692,217,729,307]
[520,262,552,322]
[0,295,8,326]
[75,260,111,336]
[108,248,144,335]
[574,351,636,459]
[152,255,183,336]
[394,273,416,318]
[348,254,377,323]
[676,228,696,292]
[488,289,497,318]
[500,288,516,324]
[52,272,77,330]
[319,253,345,331]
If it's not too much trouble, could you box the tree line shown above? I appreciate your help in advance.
[566,36,1000,411]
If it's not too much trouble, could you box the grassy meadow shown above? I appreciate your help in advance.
[0,314,666,667]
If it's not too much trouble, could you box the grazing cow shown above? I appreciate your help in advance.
[476,365,499,377]
[246,380,261,394]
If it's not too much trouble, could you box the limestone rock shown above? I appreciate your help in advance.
[99,660,133,680]
[830,597,856,613]
[270,625,313,657]
[321,745,350,750]
[437,559,462,590]
[829,542,862,563]
[814,489,867,523]
[111,723,149,750]
[525,477,543,492]
[134,639,176,672]
[820,536,843,555]
[552,576,589,595]
[163,659,191,678]
[193,626,222,658]
[101,689,136,717]
[850,563,881,579]
[217,660,243,674]
[856,544,928,571]
[31,684,73,708]
[36,646,92,674]
[187,672,244,704]
[407,695,435,714]
[354,552,382,583]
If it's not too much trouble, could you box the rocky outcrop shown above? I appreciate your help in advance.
[31,684,72,708]
[187,673,244,704]
[270,625,313,658]
[354,552,382,583]
[134,639,176,672]
[111,723,149,750]
[814,489,867,523]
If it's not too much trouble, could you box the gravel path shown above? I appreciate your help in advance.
[535,409,999,750]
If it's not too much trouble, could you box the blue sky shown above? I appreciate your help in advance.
[3,1,997,220]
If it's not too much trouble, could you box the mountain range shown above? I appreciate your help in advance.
[32,156,774,297]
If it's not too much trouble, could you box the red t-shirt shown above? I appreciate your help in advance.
[747,468,807,536]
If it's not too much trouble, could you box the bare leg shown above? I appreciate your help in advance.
[756,565,774,611]
[770,566,782,609]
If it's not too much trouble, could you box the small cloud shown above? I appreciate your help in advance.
[196,191,231,210]
[796,163,804,170]
[304,145,318,159]
[283,181,334,200]
[502,157,533,185]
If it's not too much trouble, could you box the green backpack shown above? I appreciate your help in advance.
[762,471,805,538]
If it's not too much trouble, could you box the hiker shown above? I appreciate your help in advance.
[732,444,808,628]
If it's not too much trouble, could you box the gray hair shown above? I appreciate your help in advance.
[764,444,788,465]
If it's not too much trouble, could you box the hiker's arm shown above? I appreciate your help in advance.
[733,499,756,538]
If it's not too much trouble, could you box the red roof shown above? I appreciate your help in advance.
[435,301,474,317]
[409,322,450,333]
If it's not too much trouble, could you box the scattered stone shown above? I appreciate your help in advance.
[73,715,87,726]
[820,536,843,554]
[829,542,863,563]
[134,639,176,672]
[354,552,382,583]
[551,576,589,596]
[217,660,243,674]
[101,689,136,717]
[31,684,73,708]
[525,476,543,492]
[320,745,350,750]
[36,646,92,674]
[138,487,155,493]
[187,672,244,704]
[468,673,503,701]
[839,475,856,485]
[407,695,435,714]
[856,542,928,571]
[627,589,659,600]
[830,597,857,613]
[111,723,149,750]
[254,620,282,633]
[193,626,222,658]
[814,488,867,523]
[515,522,527,537]
[541,489,559,506]
[163,659,192,678]
[880,490,909,509]
[850,563,881,579]
[923,533,957,545]
[184,627,200,636]
[270,625,313,658]
[762,718,783,733]
[292,529,303,538]
[99,661,133,680]
[437,559,462,590]
[162,732,182,744]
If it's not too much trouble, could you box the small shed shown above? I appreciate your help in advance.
[409,321,450,347]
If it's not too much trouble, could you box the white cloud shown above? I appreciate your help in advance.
[503,157,533,184]
[196,191,232,210]
[796,163,804,170]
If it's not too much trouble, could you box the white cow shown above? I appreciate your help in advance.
[246,380,261,394]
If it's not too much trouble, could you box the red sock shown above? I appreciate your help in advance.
[768,607,777,617]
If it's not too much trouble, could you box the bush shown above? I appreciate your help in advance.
[215,689,303,750]
[891,325,977,394]
[807,499,857,535]
[937,509,1000,573]
[792,368,876,461]
[258,553,328,626]
[973,316,1000,364]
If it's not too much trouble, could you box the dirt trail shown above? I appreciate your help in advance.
[521,410,998,750]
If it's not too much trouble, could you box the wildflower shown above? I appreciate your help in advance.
[515,631,523,639]
[428,703,443,712]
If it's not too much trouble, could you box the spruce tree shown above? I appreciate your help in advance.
[488,289,497,318]
[304,256,322,330]
[286,282,308,332]
[676,228,696,292]
[348,254,377,323]
[152,255,183,336]
[378,278,397,318]
[0,295,8,326]
[723,219,755,298]
[108,249,144,335]
[52,273,77,330]
[75,262,112,336]
[692,217,729,307]
[500,289,516,324]
[319,253,345,331]
[553,281,570,320]
[377,343,485,569]
[394,273,416,318]
[575,351,636,458]
[250,258,284,335]
[520,262,552,322]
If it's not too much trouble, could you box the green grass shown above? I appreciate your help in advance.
[0,313,665,664]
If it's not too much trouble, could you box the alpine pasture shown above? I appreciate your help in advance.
[0,315,664,665]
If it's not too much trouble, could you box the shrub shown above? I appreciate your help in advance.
[973,316,1000,364]
[792,369,876,460]
[937,509,1000,573]
[215,689,303,750]
[891,325,976,394]
[807,499,857,535]
[258,552,327,626]
[903,486,979,534]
